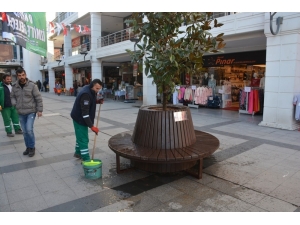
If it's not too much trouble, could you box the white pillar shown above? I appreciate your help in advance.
[259,12,300,130]
[90,12,101,50]
[142,64,157,106]
[47,39,54,62]
[64,28,72,58]
[89,13,102,81]
[48,69,55,93]
[91,59,102,80]
[16,45,21,62]
[140,15,157,106]
[64,64,73,90]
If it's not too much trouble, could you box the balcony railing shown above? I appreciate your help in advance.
[52,12,75,23]
[97,28,136,48]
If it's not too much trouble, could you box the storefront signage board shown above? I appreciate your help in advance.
[203,50,266,67]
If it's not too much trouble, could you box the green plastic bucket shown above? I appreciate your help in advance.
[82,159,102,179]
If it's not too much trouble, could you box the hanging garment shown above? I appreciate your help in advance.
[178,87,185,103]
[173,90,179,104]
[240,90,247,110]
[184,87,193,101]
[293,94,300,120]
[194,87,201,104]
[253,89,259,112]
[248,90,254,113]
[259,89,264,114]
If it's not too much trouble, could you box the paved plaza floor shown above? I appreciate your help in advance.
[0,92,300,215]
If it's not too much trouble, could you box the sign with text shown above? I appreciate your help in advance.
[244,87,251,92]
[174,111,188,122]
[203,50,266,67]
[1,12,47,57]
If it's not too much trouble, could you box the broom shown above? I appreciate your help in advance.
[82,102,102,166]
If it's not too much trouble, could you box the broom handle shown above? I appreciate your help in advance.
[92,103,102,160]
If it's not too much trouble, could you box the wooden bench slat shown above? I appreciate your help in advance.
[157,149,167,161]
[161,110,166,150]
[157,111,162,150]
[148,148,161,161]
[169,148,184,160]
[172,148,192,160]
[169,111,174,150]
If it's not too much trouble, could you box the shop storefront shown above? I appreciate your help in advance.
[103,63,143,100]
[202,50,266,113]
[55,70,65,88]
[175,50,266,113]
[73,67,91,87]
[192,50,266,112]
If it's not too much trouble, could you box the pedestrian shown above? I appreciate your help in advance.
[73,80,78,97]
[70,79,104,161]
[43,80,47,92]
[0,74,23,137]
[55,81,62,96]
[36,80,42,91]
[10,68,43,157]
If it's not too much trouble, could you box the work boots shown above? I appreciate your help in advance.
[28,148,35,157]
[7,133,14,137]
[23,147,35,157]
[15,129,23,134]
[23,148,30,155]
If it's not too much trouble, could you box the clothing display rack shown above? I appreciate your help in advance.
[239,87,263,115]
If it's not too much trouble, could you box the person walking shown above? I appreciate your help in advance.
[70,79,103,161]
[0,74,23,137]
[36,80,42,92]
[55,81,62,96]
[43,80,48,92]
[73,80,78,97]
[10,68,43,157]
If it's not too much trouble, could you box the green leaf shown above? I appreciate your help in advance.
[145,65,149,75]
[170,54,175,62]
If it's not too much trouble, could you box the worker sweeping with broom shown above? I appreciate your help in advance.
[70,79,103,162]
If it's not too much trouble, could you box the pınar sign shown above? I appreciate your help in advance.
[203,50,266,67]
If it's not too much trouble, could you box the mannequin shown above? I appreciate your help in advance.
[259,72,265,88]
[202,72,209,86]
[208,74,217,96]
[252,70,258,79]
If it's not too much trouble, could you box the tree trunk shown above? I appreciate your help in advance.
[162,82,167,111]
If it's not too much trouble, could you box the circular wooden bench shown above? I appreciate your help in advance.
[108,130,219,179]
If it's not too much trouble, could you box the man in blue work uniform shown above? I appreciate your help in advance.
[70,79,103,161]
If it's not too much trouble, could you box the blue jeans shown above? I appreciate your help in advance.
[19,113,36,148]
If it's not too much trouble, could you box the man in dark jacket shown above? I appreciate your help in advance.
[11,68,43,157]
[0,74,23,137]
[36,80,42,91]
[73,80,78,97]
[70,79,103,161]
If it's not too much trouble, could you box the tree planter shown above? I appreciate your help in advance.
[108,105,220,179]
